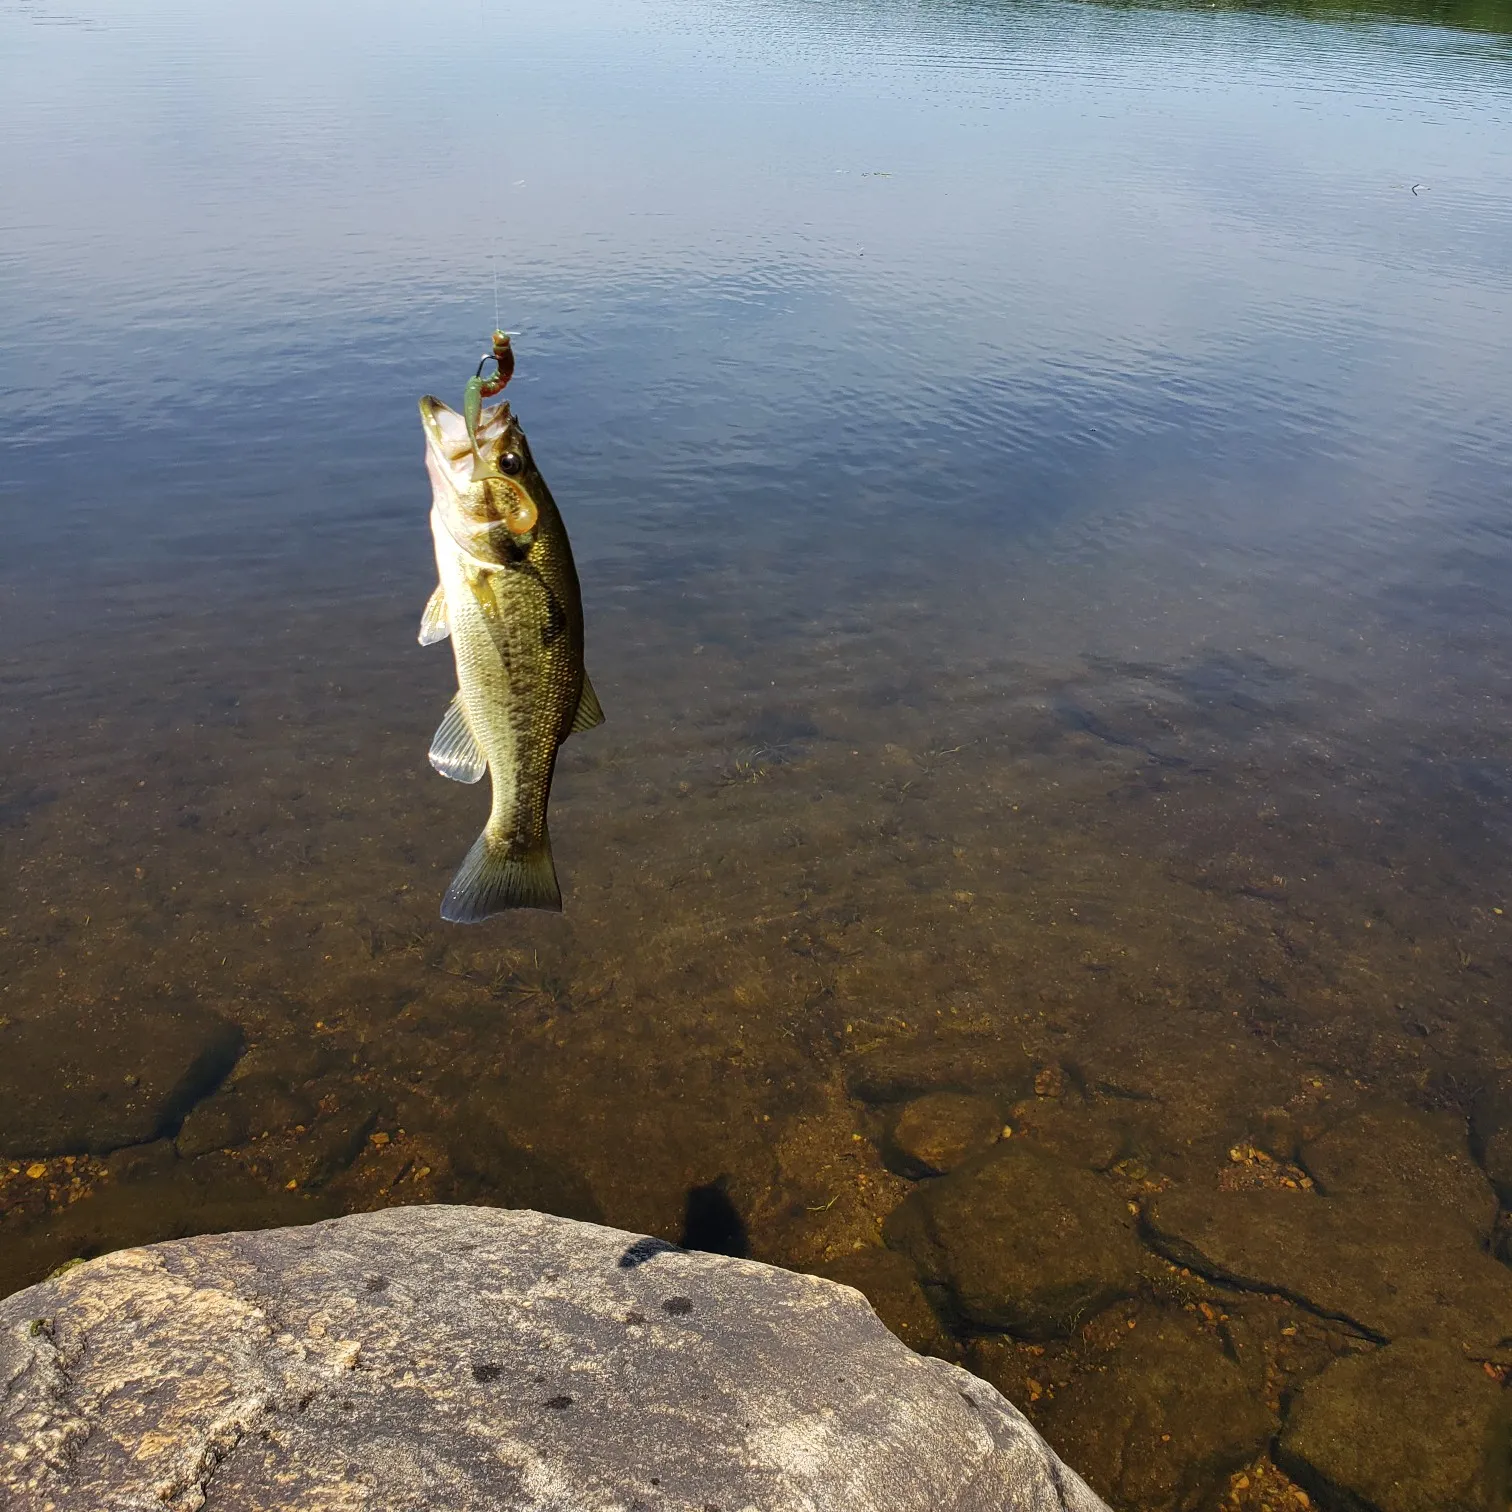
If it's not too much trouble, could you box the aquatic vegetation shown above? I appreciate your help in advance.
[714,743,792,788]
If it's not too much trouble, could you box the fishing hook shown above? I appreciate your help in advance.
[463,329,516,463]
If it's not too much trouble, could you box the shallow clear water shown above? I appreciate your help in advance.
[4,0,1512,1498]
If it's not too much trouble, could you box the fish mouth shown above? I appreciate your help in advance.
[420,396,539,542]
[420,399,520,492]
[420,395,485,477]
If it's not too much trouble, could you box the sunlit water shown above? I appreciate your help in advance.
[4,0,1512,1495]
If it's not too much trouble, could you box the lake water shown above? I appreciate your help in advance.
[4,0,1512,1503]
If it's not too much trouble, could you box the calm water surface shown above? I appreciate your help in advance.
[4,0,1512,1499]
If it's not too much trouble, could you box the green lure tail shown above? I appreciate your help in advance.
[465,329,515,481]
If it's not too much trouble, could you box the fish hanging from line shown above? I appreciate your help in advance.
[417,330,603,921]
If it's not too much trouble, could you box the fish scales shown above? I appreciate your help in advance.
[419,389,602,920]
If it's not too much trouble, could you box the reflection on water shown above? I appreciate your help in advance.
[1119,0,1512,33]
[3,0,1512,1502]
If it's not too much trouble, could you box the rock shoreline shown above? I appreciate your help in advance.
[5,1035,1512,1511]
[0,1205,1107,1512]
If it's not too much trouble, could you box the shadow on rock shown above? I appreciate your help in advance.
[680,1177,748,1257]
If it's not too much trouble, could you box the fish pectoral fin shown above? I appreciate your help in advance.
[568,672,605,737]
[429,694,487,783]
[418,584,451,646]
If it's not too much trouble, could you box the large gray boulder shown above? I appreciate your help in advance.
[0,1205,1108,1512]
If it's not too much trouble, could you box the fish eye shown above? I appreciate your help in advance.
[498,451,523,476]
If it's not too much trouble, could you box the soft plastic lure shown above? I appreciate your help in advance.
[417,332,604,919]
[464,329,516,478]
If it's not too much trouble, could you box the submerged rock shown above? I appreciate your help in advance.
[286,1103,381,1188]
[1059,1025,1298,1178]
[1039,1309,1276,1512]
[103,1136,180,1184]
[1277,1339,1508,1512]
[1472,1069,1512,1206]
[0,1003,243,1157]
[447,1092,604,1222]
[0,1205,1108,1512]
[174,1087,255,1158]
[0,1148,331,1299]
[885,1143,1147,1338]
[810,1244,958,1359]
[846,1034,1034,1106]
[1144,1187,1512,1357]
[226,1070,319,1136]
[1300,1102,1496,1239]
[887,1091,1002,1176]
[1004,1097,1129,1173]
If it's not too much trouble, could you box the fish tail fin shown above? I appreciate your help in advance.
[441,829,562,921]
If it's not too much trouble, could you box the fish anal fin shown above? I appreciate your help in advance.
[419,584,451,646]
[568,672,605,736]
[441,831,562,921]
[429,693,487,784]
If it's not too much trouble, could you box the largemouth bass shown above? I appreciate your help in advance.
[418,388,602,920]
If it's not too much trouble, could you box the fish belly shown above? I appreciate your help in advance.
[433,531,562,917]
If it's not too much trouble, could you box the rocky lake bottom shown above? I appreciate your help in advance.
[5,563,1512,1512]
[6,0,1512,1506]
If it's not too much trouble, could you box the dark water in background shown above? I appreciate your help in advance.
[4,0,1512,1496]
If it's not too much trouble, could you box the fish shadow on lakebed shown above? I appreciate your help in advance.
[681,1178,749,1259]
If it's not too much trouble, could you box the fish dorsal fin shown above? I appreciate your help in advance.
[418,584,451,646]
[430,693,487,783]
[569,673,605,736]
